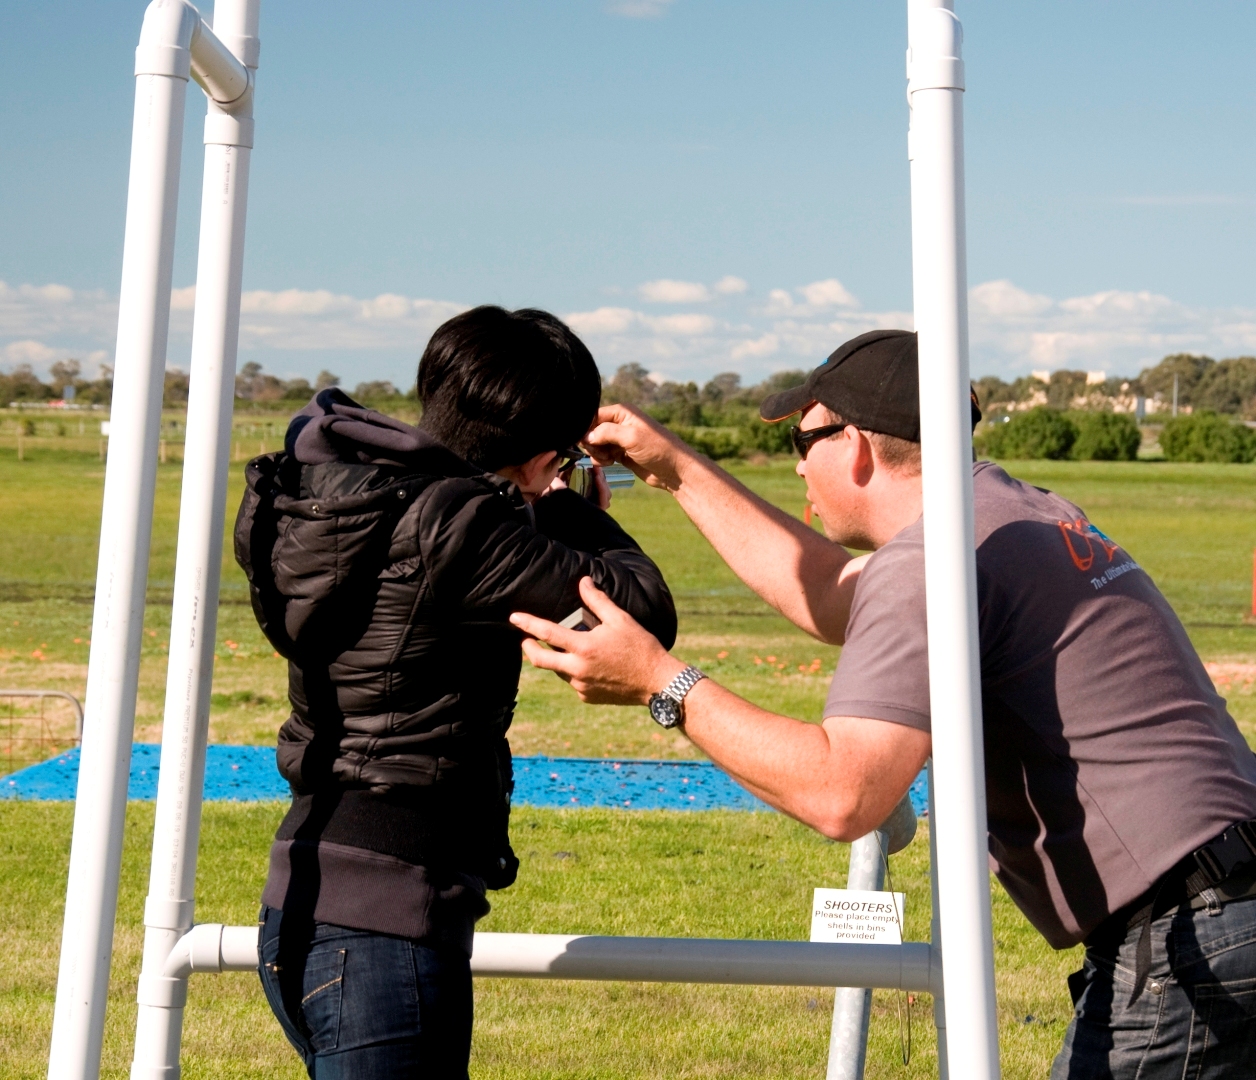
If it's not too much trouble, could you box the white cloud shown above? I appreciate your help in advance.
[566,306,639,335]
[638,279,711,304]
[8,273,1256,389]
[765,288,796,316]
[731,334,779,360]
[967,284,1256,375]
[3,340,62,364]
[606,0,675,17]
[799,278,859,309]
[643,313,715,336]
[761,280,861,319]
[969,280,1052,319]
[241,288,353,316]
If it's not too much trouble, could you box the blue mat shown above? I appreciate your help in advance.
[2,744,929,815]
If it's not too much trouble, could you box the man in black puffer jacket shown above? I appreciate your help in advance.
[240,306,675,1079]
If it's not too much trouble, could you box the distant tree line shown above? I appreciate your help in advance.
[0,360,115,406]
[975,353,1256,419]
[600,363,804,459]
[0,359,404,411]
[8,349,1256,463]
[976,405,1256,464]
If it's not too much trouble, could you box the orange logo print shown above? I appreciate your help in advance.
[1057,518,1119,572]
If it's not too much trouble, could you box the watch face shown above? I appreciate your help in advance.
[649,693,681,729]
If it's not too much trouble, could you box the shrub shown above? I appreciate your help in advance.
[744,418,797,456]
[1070,411,1141,461]
[675,427,745,460]
[1159,412,1256,463]
[981,407,1077,460]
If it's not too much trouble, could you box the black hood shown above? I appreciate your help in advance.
[285,387,477,475]
[238,391,506,658]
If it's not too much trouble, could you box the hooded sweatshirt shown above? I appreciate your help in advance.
[235,390,677,950]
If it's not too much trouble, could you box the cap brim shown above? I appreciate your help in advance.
[759,384,814,423]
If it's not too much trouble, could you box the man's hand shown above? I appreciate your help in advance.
[587,402,858,645]
[584,404,696,492]
[510,577,683,704]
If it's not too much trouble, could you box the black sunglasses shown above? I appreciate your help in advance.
[556,446,585,472]
[791,423,847,459]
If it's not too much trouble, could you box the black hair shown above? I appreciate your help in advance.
[416,306,602,471]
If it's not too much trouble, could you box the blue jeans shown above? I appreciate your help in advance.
[1051,896,1256,1079]
[258,906,473,1079]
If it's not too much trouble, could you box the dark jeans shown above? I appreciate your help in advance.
[1051,896,1256,1079]
[258,905,473,1079]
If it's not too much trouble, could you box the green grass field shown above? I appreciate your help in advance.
[3,430,1256,1077]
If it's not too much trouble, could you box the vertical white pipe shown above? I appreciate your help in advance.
[907,3,1000,1078]
[825,831,886,1080]
[927,759,948,1080]
[48,3,198,1076]
[131,3,259,1076]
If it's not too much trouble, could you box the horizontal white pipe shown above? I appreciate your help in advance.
[161,925,260,981]
[471,933,939,992]
[162,927,940,994]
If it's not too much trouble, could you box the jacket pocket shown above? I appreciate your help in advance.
[299,946,345,1053]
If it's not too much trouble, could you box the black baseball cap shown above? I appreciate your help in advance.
[759,329,980,441]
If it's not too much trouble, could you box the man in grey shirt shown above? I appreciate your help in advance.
[510,330,1256,1078]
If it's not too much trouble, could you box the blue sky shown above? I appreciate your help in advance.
[3,0,1255,388]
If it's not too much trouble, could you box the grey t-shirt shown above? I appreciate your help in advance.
[825,462,1256,948]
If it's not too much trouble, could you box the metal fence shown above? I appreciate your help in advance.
[0,690,84,776]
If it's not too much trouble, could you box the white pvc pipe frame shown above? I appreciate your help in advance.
[48,1,258,1077]
[49,1,999,1078]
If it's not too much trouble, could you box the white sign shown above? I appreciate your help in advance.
[809,888,905,945]
[100,421,112,436]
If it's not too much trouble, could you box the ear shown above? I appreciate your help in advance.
[850,428,877,487]
[516,449,559,488]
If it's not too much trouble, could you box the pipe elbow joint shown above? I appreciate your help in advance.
[161,922,225,979]
[134,0,201,82]
[189,19,253,109]
[906,3,965,95]
[133,0,253,110]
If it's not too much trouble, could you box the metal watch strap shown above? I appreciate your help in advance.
[661,666,706,705]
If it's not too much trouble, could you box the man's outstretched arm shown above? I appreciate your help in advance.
[585,404,863,645]
[511,579,930,841]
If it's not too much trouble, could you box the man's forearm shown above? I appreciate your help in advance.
[676,676,928,841]
[670,451,856,644]
[511,578,931,842]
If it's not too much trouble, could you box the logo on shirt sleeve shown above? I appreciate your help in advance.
[1057,518,1139,589]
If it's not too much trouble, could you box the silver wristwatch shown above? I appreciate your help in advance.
[648,666,707,729]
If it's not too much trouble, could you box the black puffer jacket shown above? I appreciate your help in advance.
[235,391,676,888]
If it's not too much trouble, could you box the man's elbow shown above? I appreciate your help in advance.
[792,794,867,843]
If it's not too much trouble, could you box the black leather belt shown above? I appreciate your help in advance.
[1085,818,1256,1002]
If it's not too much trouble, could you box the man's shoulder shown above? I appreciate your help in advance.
[971,461,1083,533]
[855,461,1086,597]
